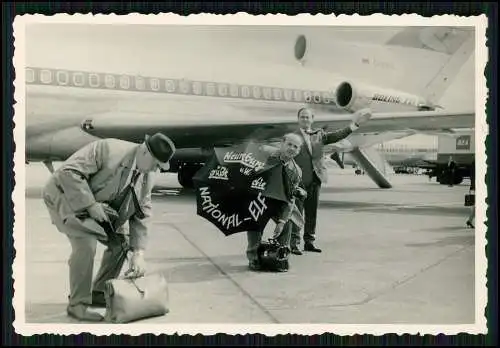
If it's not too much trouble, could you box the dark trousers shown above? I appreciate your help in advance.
[290,180,320,247]
[448,169,455,186]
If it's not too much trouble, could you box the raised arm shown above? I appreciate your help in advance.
[321,126,355,145]
[322,108,373,145]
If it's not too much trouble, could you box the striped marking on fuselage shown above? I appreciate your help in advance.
[25,67,339,106]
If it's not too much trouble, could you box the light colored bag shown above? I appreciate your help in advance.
[103,273,169,323]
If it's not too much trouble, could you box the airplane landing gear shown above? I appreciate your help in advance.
[43,160,55,174]
[177,164,203,189]
[437,171,464,185]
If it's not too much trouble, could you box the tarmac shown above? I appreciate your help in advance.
[18,162,481,332]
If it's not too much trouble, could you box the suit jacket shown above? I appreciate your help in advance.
[42,138,155,250]
[294,126,353,185]
[259,146,304,227]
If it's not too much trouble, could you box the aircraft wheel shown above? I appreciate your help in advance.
[454,175,464,185]
[437,173,446,184]
[178,164,202,189]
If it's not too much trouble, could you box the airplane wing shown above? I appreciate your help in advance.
[322,130,419,153]
[80,109,475,149]
[75,108,468,191]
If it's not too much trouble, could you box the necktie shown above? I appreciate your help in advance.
[130,169,141,187]
[281,160,294,200]
[129,169,146,219]
[303,129,312,153]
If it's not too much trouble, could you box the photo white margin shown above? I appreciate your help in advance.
[11,12,490,337]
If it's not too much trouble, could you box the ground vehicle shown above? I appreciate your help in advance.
[421,129,475,185]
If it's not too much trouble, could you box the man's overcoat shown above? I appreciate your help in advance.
[42,138,155,250]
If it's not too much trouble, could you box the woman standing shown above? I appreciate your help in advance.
[466,159,475,228]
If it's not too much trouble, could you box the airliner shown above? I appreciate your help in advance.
[375,141,438,167]
[336,134,438,172]
[21,22,476,189]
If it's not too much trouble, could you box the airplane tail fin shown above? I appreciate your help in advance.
[386,26,475,106]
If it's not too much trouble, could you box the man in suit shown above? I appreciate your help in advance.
[466,156,475,228]
[246,133,306,272]
[290,107,373,254]
[42,132,176,321]
[447,156,457,187]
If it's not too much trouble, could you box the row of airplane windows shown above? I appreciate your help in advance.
[376,146,437,153]
[25,67,336,104]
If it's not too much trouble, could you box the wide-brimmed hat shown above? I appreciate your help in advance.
[145,133,176,170]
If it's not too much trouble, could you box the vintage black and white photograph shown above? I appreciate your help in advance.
[12,13,488,336]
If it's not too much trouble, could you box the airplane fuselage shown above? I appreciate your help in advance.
[22,24,475,188]
[23,61,438,163]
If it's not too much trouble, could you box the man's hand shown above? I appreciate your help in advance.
[87,202,110,223]
[101,203,119,221]
[351,108,373,127]
[293,187,307,200]
[125,250,147,279]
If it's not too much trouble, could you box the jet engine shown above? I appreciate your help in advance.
[333,81,436,113]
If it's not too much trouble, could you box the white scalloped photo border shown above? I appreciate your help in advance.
[11,12,489,337]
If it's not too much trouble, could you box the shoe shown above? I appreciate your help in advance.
[304,243,322,253]
[67,304,103,322]
[291,248,303,255]
[248,261,261,272]
[291,247,303,255]
[466,220,475,228]
[89,291,107,308]
[277,260,289,272]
